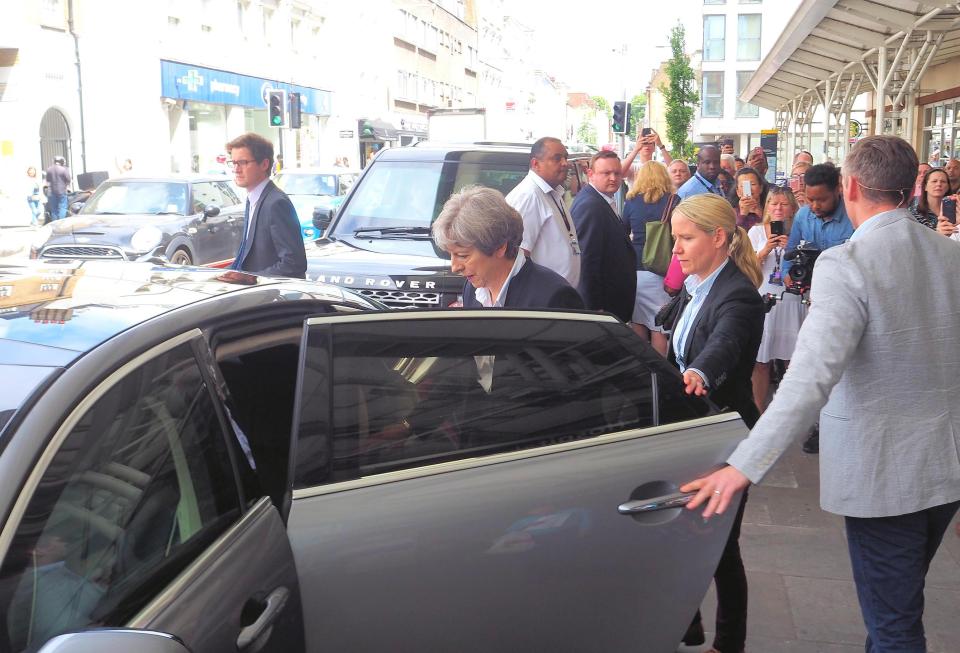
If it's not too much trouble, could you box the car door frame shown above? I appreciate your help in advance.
[0,328,305,653]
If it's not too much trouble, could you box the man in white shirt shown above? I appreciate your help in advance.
[505,137,581,287]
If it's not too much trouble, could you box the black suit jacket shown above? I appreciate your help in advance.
[668,261,764,428]
[462,258,584,310]
[570,184,636,322]
[236,180,307,278]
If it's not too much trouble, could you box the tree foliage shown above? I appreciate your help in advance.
[577,117,597,145]
[660,24,699,159]
[628,94,647,140]
[591,95,611,118]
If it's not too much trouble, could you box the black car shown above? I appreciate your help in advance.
[305,143,592,308]
[36,175,245,266]
[0,260,744,653]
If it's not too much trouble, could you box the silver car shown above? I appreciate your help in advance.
[0,260,746,653]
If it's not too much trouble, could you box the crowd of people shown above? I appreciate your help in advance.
[431,133,960,653]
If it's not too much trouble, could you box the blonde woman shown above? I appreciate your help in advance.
[622,161,677,355]
[749,187,805,412]
[664,192,764,653]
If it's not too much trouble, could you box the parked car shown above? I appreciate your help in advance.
[273,168,359,240]
[304,143,592,308]
[34,175,244,266]
[0,259,746,653]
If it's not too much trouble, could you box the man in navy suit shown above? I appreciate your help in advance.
[570,150,636,322]
[431,186,583,310]
[227,132,307,278]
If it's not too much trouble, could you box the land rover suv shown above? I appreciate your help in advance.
[304,143,591,308]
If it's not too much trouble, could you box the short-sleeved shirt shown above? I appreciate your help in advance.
[45,164,71,195]
[676,172,722,200]
[782,197,854,276]
[505,170,580,287]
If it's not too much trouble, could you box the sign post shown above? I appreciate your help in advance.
[760,129,778,183]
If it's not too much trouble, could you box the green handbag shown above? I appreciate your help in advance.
[641,194,676,276]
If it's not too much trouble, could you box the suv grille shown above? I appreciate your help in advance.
[41,245,126,259]
[357,288,441,308]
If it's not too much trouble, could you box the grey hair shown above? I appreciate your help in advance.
[843,135,917,206]
[720,153,735,163]
[432,186,523,259]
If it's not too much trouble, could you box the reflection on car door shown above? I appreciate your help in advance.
[287,312,746,652]
[190,182,239,265]
[0,333,304,653]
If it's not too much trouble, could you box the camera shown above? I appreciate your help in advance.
[784,242,822,296]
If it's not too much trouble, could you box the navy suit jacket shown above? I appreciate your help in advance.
[570,184,636,322]
[462,258,584,310]
[667,262,764,428]
[235,180,307,278]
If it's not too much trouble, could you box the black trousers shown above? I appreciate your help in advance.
[690,490,749,653]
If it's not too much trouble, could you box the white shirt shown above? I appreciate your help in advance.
[673,258,729,383]
[474,255,526,307]
[506,170,580,287]
[243,177,271,241]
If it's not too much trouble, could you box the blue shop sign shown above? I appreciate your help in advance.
[160,60,331,116]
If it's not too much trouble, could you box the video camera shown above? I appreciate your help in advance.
[762,242,821,310]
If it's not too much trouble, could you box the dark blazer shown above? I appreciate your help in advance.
[667,261,764,428]
[462,258,584,310]
[235,180,307,278]
[570,184,636,322]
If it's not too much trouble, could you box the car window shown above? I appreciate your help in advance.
[338,174,358,195]
[191,182,225,213]
[82,182,188,216]
[215,181,240,207]
[292,317,712,488]
[335,162,442,234]
[275,174,336,196]
[449,162,527,197]
[0,342,241,651]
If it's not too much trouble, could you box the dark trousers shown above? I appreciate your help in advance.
[845,500,960,653]
[690,490,749,653]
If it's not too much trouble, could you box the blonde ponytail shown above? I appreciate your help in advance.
[729,226,763,288]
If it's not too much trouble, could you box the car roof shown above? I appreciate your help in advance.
[0,260,352,367]
[99,174,231,184]
[375,142,593,162]
[276,167,360,175]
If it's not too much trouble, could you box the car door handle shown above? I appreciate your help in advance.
[618,492,695,514]
[236,586,290,650]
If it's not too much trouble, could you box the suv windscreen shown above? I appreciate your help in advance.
[333,160,528,237]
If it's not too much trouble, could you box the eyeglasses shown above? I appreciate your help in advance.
[227,159,256,169]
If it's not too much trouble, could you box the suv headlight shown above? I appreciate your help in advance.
[31,225,53,250]
[131,226,163,253]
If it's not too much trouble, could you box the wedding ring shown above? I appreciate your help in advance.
[713,490,722,495]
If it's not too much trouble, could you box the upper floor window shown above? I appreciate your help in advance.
[703,15,726,62]
[702,71,724,118]
[736,71,760,117]
[738,14,762,61]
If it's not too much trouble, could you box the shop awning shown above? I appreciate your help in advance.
[359,119,398,140]
[741,0,960,112]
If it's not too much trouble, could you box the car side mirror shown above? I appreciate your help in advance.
[38,629,192,653]
[70,202,84,214]
[312,207,334,232]
[203,205,221,219]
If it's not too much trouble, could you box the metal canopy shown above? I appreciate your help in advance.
[741,0,960,165]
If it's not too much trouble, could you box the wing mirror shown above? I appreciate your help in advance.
[38,629,192,653]
[203,205,221,219]
[312,207,334,233]
[70,202,84,214]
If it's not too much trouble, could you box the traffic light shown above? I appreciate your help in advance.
[268,90,285,127]
[612,101,631,134]
[289,92,302,129]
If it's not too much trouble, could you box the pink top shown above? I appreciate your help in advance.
[663,254,687,292]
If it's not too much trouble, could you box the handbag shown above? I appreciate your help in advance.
[655,288,689,331]
[642,194,676,276]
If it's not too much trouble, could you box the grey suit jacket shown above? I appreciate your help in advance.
[728,209,960,518]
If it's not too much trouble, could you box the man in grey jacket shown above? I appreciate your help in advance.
[683,135,960,653]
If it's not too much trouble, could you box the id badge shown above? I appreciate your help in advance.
[570,235,581,256]
[768,270,783,286]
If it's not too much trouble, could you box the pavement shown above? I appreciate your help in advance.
[679,443,960,653]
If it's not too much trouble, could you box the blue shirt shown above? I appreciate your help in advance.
[782,196,853,276]
[673,259,729,380]
[676,172,723,200]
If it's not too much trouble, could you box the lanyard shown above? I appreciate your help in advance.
[695,174,718,195]
[550,193,573,233]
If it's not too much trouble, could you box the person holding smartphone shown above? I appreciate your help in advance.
[749,187,804,411]
[728,166,768,231]
[936,200,960,241]
[908,167,950,230]
[621,127,672,182]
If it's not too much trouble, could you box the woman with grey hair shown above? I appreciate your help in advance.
[432,186,584,309]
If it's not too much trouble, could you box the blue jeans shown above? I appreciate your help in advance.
[28,198,42,225]
[845,500,960,653]
[49,193,67,220]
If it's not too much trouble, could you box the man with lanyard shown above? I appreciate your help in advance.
[506,137,580,288]
[676,145,723,200]
[782,163,853,454]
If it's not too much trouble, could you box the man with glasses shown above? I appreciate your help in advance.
[789,161,811,206]
[226,132,306,278]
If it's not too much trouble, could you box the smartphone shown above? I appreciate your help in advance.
[944,197,957,224]
[723,138,734,147]
[741,179,753,198]
[770,221,785,236]
[641,127,652,137]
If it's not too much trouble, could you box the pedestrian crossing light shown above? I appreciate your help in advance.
[612,101,630,135]
[268,90,285,127]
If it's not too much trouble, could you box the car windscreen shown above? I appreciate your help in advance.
[82,181,189,216]
[275,173,336,196]
[333,160,528,237]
